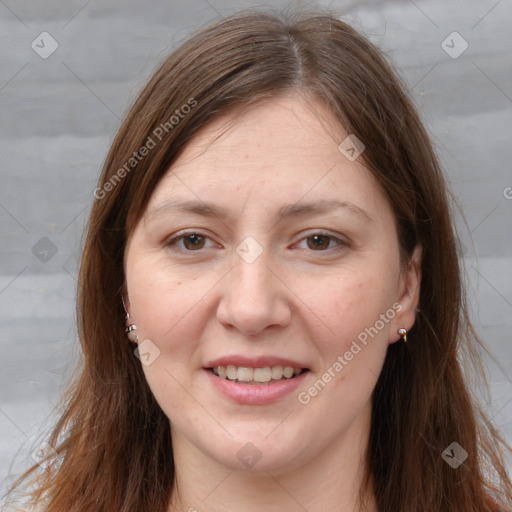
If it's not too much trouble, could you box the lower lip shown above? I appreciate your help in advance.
[204,369,309,405]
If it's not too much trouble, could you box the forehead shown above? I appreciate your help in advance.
[168,95,345,175]
[145,95,390,223]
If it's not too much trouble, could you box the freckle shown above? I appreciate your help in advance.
[176,282,182,286]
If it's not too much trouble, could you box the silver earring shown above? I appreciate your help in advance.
[397,328,407,343]
[125,322,139,344]
[122,297,138,344]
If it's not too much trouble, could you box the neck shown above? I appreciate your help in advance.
[167,404,378,512]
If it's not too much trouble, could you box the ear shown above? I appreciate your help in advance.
[389,245,422,344]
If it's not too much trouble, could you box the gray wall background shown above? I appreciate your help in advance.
[1,0,511,498]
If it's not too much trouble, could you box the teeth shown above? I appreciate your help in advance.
[253,367,272,382]
[226,365,237,380]
[283,367,294,378]
[213,365,304,383]
[237,367,253,382]
[271,365,283,379]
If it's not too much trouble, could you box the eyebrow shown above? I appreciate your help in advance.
[145,198,373,223]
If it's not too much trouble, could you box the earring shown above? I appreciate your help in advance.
[122,297,138,344]
[125,323,139,344]
[397,328,407,343]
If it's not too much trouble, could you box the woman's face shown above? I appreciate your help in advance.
[124,95,420,474]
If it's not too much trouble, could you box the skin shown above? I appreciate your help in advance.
[124,94,422,512]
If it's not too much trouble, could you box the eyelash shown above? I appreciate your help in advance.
[164,230,349,254]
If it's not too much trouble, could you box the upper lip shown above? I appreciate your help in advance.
[204,355,309,370]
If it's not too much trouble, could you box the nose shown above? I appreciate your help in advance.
[216,252,292,336]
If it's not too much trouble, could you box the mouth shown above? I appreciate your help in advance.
[207,365,310,385]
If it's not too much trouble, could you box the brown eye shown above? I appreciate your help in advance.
[165,232,216,252]
[306,234,333,250]
[182,234,205,250]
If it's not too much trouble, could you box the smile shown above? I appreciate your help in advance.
[205,366,310,405]
[210,365,306,384]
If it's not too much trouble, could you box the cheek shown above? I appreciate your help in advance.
[303,281,392,419]
[127,257,213,410]
[126,254,214,343]
[297,269,397,406]
[300,269,395,346]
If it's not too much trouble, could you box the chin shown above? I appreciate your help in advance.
[207,437,305,474]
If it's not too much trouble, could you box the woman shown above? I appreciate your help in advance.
[5,10,511,512]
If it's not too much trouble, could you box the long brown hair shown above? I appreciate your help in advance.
[5,9,511,511]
